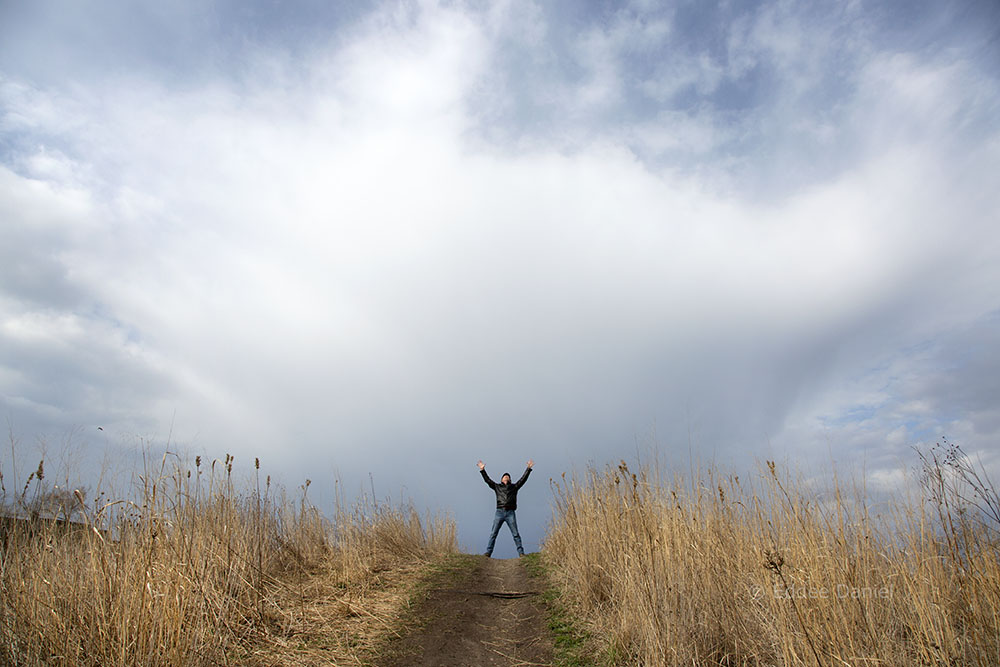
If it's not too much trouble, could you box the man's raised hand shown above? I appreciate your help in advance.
[477,460,485,471]
[527,459,534,469]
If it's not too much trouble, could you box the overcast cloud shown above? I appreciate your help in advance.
[2,0,999,554]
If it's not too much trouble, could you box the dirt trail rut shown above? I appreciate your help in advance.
[379,555,553,666]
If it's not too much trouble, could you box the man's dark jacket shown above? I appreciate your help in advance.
[481,468,531,510]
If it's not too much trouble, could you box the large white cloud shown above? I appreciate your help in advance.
[2,0,998,551]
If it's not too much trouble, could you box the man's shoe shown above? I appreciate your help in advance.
[518,553,525,558]
[483,552,491,557]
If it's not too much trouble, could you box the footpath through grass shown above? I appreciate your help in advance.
[369,552,482,664]
[375,551,563,666]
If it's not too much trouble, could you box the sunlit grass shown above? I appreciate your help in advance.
[0,444,456,666]
[543,446,1000,665]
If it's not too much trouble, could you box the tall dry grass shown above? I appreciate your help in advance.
[544,445,1000,666]
[0,447,455,666]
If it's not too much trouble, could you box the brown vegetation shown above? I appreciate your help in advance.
[543,444,1000,666]
[0,448,456,666]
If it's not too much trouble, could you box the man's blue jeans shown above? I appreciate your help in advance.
[485,508,523,556]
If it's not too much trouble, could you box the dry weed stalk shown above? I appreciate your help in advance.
[0,443,456,666]
[544,453,1000,666]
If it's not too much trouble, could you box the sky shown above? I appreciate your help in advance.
[2,0,999,556]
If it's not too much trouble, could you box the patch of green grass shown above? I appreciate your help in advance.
[393,552,479,612]
[425,551,481,579]
[522,552,610,667]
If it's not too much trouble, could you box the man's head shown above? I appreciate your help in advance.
[501,472,511,485]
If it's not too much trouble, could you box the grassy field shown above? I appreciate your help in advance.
[542,444,1000,666]
[0,447,456,666]
[7,439,997,666]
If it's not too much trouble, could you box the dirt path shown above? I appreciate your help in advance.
[378,555,553,666]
